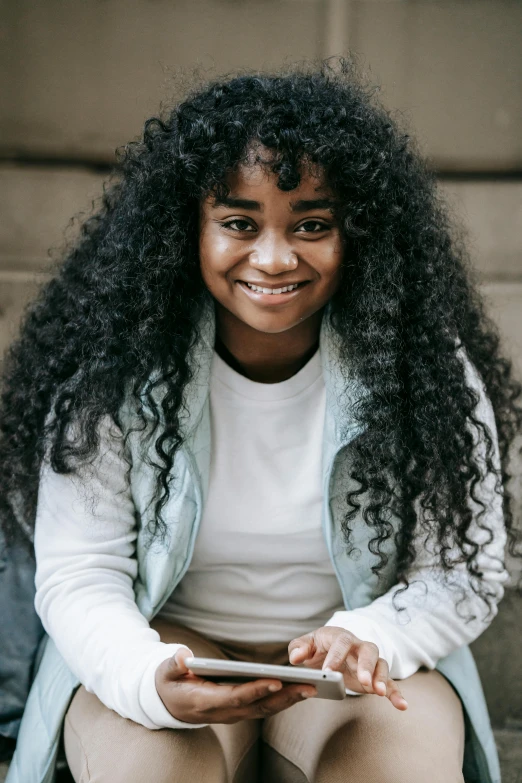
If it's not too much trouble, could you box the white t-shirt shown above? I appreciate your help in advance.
[158,348,346,641]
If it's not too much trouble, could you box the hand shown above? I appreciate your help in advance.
[288,626,408,711]
[155,647,317,725]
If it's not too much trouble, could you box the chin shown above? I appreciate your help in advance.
[241,312,306,335]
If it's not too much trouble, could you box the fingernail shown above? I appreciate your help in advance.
[268,684,282,692]
[300,691,313,698]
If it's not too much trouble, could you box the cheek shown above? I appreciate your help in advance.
[199,232,232,288]
[200,259,234,295]
[316,240,343,285]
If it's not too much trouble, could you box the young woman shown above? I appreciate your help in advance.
[1,61,521,783]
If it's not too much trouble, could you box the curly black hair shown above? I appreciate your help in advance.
[1,59,521,619]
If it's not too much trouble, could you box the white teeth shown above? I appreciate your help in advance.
[245,282,300,293]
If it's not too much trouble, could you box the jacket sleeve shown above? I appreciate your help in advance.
[325,351,510,680]
[34,413,208,730]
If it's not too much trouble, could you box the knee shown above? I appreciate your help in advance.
[116,727,228,783]
[315,723,464,783]
[66,719,227,783]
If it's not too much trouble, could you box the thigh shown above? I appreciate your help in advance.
[64,685,227,783]
[261,668,465,783]
[63,618,261,783]
[151,618,262,782]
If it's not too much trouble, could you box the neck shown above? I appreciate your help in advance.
[215,305,323,383]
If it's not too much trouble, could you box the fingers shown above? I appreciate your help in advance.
[289,629,408,714]
[322,633,357,672]
[384,678,409,711]
[320,636,408,711]
[175,647,195,669]
[248,684,317,719]
[365,657,408,711]
[370,657,389,696]
[193,679,317,720]
[355,642,381,691]
[232,681,316,715]
[289,647,307,664]
[288,634,314,664]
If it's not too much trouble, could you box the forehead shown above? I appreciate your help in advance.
[224,163,329,195]
[201,143,332,208]
[201,168,333,213]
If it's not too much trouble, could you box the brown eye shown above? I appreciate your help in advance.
[297,221,330,233]
[222,219,255,232]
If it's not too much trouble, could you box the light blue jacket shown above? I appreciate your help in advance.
[7,298,501,782]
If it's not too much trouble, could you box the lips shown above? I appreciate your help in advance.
[237,280,309,303]
[240,280,308,291]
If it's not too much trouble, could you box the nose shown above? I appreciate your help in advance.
[248,234,298,275]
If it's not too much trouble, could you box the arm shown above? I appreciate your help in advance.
[325,352,509,680]
[34,413,208,729]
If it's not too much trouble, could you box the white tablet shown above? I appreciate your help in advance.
[184,657,347,700]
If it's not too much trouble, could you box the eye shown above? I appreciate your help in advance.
[296,220,331,233]
[221,219,255,232]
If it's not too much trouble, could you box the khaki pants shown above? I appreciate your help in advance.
[64,617,466,782]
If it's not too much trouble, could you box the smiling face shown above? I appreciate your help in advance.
[198,159,344,339]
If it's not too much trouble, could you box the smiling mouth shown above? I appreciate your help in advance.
[241,281,309,295]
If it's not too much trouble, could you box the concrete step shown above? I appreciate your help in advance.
[470,588,522,728]
[495,729,522,783]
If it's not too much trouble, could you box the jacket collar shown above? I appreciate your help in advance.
[144,291,367,451]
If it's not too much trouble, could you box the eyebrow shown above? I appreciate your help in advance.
[212,196,336,213]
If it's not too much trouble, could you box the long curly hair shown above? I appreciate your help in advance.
[1,59,521,618]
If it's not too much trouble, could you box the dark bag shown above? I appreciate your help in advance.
[0,530,45,758]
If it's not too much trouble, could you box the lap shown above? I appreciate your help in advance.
[63,619,466,783]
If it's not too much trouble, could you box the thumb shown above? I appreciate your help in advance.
[288,636,312,664]
[165,646,194,679]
